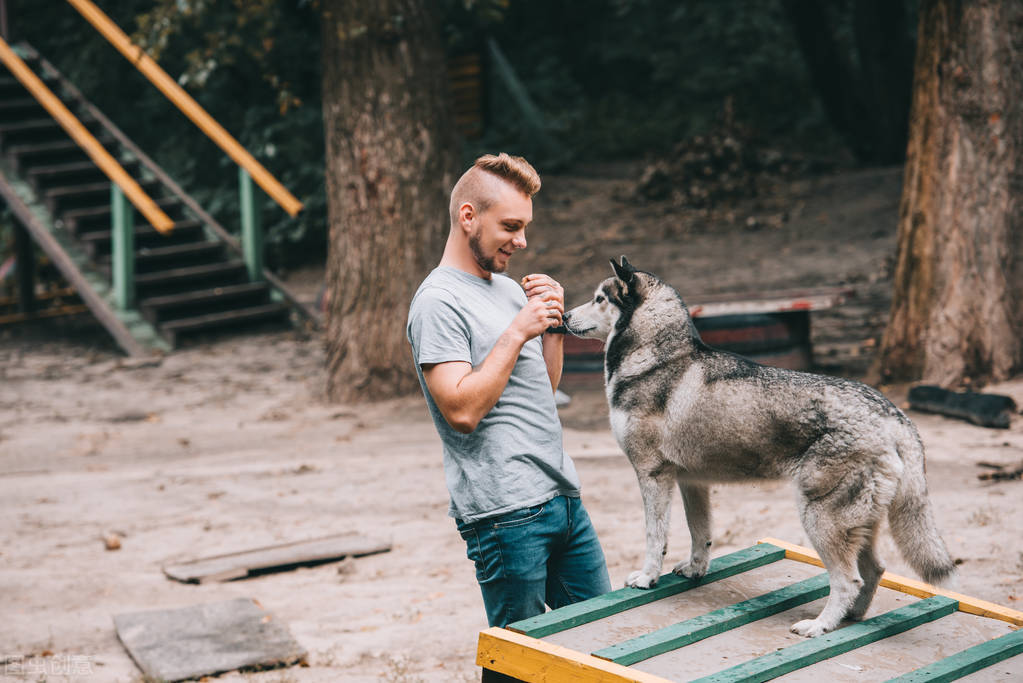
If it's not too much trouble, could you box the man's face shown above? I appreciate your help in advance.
[467,184,532,274]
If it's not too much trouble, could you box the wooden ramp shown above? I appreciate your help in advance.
[478,539,1023,682]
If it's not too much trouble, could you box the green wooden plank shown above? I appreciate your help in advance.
[886,628,1023,682]
[594,573,831,666]
[692,596,958,683]
[507,543,786,638]
[239,167,263,282]
[111,184,135,310]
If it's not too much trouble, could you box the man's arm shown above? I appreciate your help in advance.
[541,333,564,392]
[423,295,562,434]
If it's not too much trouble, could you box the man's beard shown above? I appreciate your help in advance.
[469,228,505,273]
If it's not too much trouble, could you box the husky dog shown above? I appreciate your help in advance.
[562,257,955,637]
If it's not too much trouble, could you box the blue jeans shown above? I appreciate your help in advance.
[456,495,611,628]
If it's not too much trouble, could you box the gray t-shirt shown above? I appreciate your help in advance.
[407,266,581,522]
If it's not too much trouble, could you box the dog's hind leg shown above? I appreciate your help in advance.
[791,496,865,637]
[673,481,711,579]
[846,525,885,621]
[626,464,676,589]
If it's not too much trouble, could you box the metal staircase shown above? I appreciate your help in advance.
[0,42,315,352]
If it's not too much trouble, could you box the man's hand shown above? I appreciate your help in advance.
[522,274,565,308]
[510,295,564,342]
[519,274,564,337]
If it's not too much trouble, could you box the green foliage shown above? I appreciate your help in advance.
[6,0,905,265]
[481,0,843,161]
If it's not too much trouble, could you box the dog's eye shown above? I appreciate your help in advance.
[595,295,604,303]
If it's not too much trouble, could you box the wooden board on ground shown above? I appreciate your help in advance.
[162,532,391,583]
[478,539,1023,682]
[114,597,306,682]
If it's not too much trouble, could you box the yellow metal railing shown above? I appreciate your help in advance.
[65,0,303,218]
[0,36,173,233]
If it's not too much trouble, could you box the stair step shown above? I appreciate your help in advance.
[62,195,181,232]
[45,180,111,212]
[0,111,99,147]
[0,117,67,145]
[78,218,205,253]
[0,71,57,93]
[139,282,273,322]
[158,302,291,344]
[136,240,223,260]
[99,240,224,273]
[27,160,110,189]
[141,282,271,310]
[134,260,248,297]
[0,97,46,121]
[46,179,160,214]
[6,139,92,172]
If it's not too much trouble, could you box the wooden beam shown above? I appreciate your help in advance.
[759,537,1023,626]
[162,533,391,584]
[64,0,303,217]
[593,573,831,667]
[0,36,173,233]
[0,168,150,355]
[887,628,1023,682]
[508,543,786,638]
[477,627,675,683]
[690,596,958,683]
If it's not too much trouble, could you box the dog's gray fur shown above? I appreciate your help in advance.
[563,257,955,637]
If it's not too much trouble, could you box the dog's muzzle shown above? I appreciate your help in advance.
[547,310,571,335]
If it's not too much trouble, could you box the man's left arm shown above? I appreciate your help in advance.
[541,332,564,392]
[523,273,565,393]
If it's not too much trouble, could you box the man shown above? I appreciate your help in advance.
[407,153,611,668]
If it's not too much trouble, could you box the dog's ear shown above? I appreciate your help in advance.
[610,256,636,285]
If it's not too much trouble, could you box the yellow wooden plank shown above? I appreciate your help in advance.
[758,537,1023,627]
[0,37,174,233]
[478,627,675,683]
[65,0,303,217]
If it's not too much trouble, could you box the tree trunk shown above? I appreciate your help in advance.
[879,0,1023,387]
[320,0,458,402]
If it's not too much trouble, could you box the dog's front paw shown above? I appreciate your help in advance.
[790,618,830,638]
[671,559,708,579]
[625,570,658,589]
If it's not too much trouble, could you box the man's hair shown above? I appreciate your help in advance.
[449,153,540,226]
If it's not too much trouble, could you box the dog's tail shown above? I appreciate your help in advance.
[889,426,957,586]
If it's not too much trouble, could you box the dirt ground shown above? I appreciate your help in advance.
[1,165,1021,682]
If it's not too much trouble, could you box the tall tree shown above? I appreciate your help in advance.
[321,0,458,402]
[878,0,1023,387]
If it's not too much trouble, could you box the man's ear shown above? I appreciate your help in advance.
[609,255,636,284]
[458,202,475,233]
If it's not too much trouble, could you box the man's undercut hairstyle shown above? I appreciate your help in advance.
[449,153,541,226]
[474,153,541,197]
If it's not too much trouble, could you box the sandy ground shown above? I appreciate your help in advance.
[2,166,1022,682]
